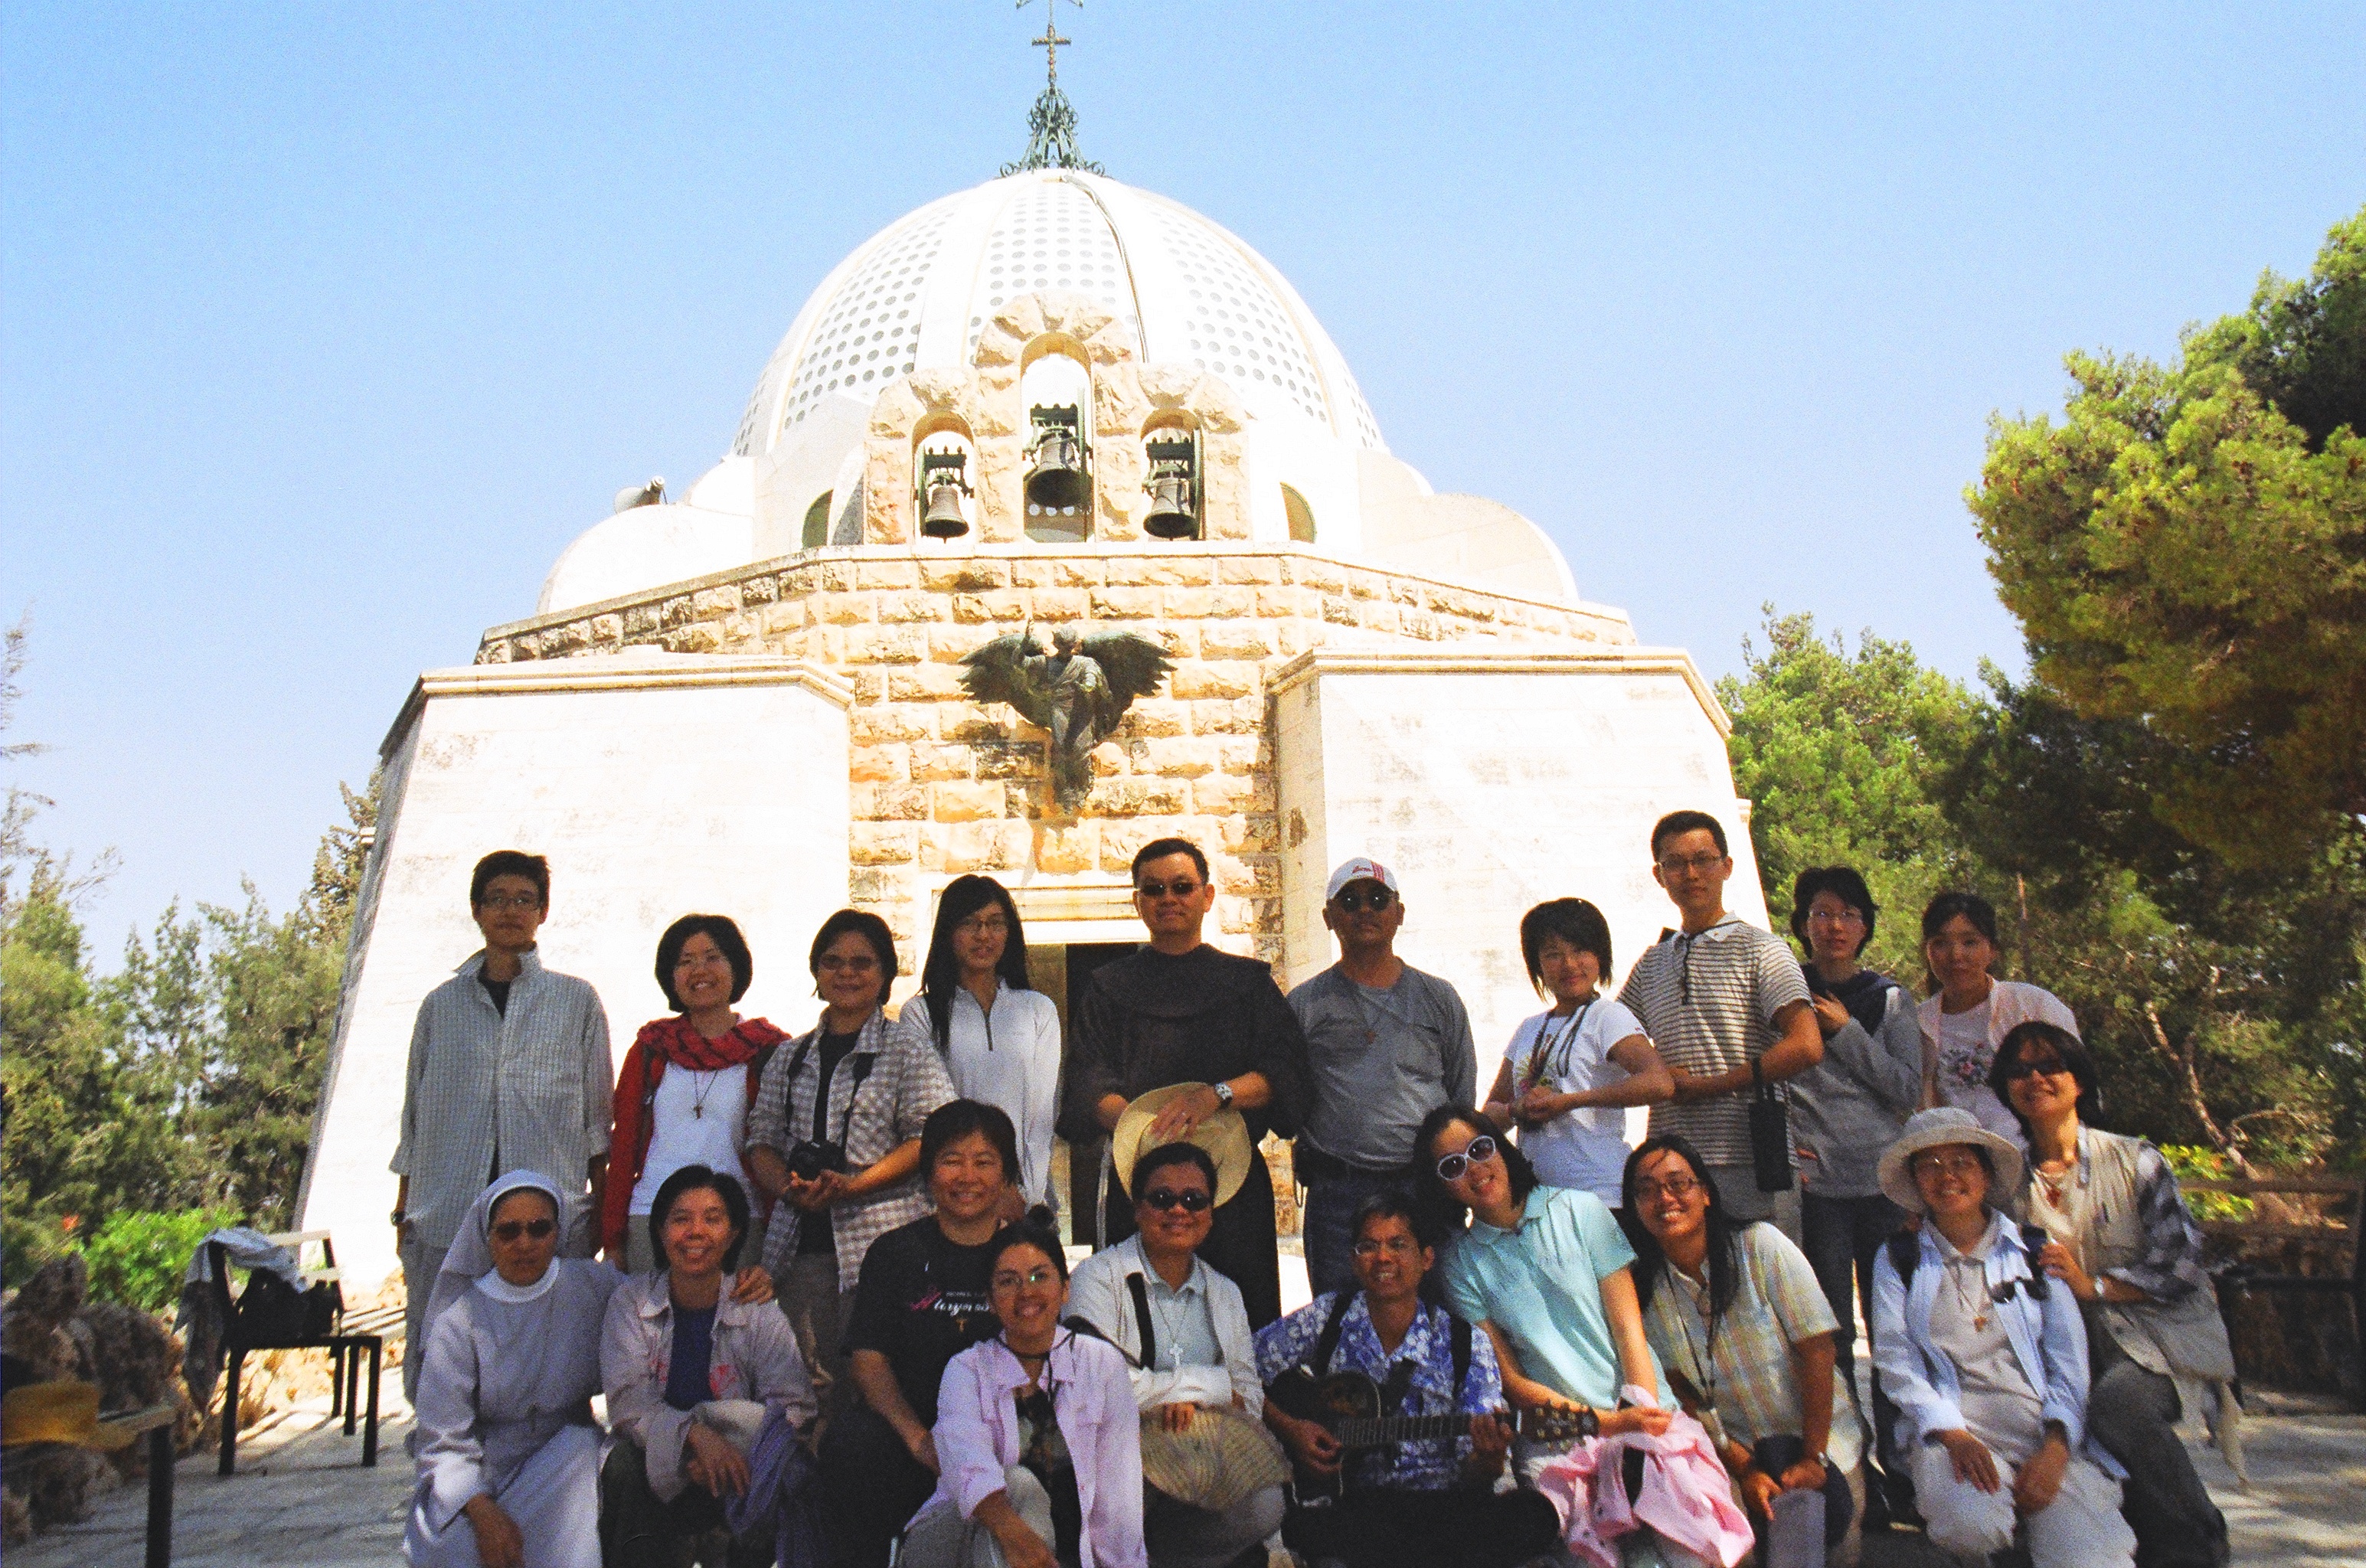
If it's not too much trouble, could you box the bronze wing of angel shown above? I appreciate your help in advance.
[958,632,1057,732]
[1077,630,1175,733]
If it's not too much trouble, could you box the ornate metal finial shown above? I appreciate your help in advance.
[1003,0,1103,175]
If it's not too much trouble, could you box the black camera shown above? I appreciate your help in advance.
[786,1140,848,1183]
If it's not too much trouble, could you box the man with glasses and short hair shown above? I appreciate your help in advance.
[1286,858,1478,1295]
[391,851,615,1400]
[1062,837,1312,1325]
[1616,811,1822,1241]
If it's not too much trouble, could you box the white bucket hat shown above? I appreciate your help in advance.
[1877,1107,2025,1214]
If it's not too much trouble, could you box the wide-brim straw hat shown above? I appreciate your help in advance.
[1,1381,139,1451]
[1877,1106,2026,1214]
[1111,1083,1253,1207]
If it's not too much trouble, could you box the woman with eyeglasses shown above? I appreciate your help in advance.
[747,909,958,1419]
[1919,892,2079,1144]
[901,1222,1149,1568]
[1409,1108,1673,1481]
[1869,1109,2133,1567]
[600,1165,817,1568]
[1067,1142,1287,1568]
[1482,898,1672,1207]
[602,915,790,1274]
[900,875,1063,1220]
[1619,1135,1865,1565]
[404,1171,616,1568]
[1988,1023,2236,1568]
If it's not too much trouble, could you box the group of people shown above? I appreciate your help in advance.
[391,812,2237,1568]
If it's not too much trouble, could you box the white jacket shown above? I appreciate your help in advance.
[1065,1235,1263,1416]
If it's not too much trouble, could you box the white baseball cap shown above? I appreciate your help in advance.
[1325,857,1401,903]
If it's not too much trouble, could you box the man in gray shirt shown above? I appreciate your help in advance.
[1286,858,1477,1295]
[389,851,613,1398]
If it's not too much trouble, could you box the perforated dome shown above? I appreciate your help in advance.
[733,170,1384,458]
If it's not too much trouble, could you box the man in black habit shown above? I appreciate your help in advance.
[1062,835,1313,1326]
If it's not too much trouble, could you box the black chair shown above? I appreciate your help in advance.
[2193,1174,2366,1408]
[209,1230,382,1475]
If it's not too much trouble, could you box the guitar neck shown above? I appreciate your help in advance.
[1332,1408,1522,1446]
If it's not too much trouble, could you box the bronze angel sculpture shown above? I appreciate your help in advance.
[961,622,1174,808]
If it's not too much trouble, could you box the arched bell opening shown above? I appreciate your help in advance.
[1282,483,1317,544]
[1018,345,1093,544]
[802,490,835,551]
[912,417,978,543]
[1141,414,1202,541]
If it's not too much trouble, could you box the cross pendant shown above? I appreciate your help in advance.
[694,1106,704,1119]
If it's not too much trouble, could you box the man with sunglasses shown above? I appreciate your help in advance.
[1062,838,1312,1326]
[1615,811,1821,1242]
[1067,1142,1286,1568]
[391,850,614,1402]
[1285,858,1477,1296]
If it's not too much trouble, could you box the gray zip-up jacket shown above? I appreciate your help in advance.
[1786,975,1924,1197]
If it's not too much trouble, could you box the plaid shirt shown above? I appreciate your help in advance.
[1253,1292,1504,1491]
[747,1008,956,1290]
[390,949,613,1252]
[1640,1222,1863,1472]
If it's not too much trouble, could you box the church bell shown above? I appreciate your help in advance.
[917,448,972,538]
[1142,430,1199,540]
[1025,404,1090,511]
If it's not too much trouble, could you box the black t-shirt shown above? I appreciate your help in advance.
[796,1029,865,1257]
[843,1216,1000,1423]
[480,975,511,1016]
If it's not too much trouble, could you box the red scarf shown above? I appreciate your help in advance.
[601,1014,789,1256]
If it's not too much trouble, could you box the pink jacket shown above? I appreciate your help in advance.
[916,1331,1148,1568]
[1534,1406,1754,1568]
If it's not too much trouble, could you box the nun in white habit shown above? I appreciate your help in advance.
[403,1171,617,1568]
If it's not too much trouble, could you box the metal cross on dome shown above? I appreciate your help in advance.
[1004,0,1103,175]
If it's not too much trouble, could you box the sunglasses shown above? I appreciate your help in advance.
[1142,1187,1213,1214]
[1332,888,1395,913]
[1136,878,1203,900]
[491,1217,556,1243]
[1999,1056,2072,1081]
[1434,1135,1497,1183]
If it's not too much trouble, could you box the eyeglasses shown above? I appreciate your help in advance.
[1142,1187,1212,1214]
[491,1217,556,1242]
[476,893,542,911]
[1657,851,1727,875]
[992,1265,1062,1292]
[817,954,879,974]
[1332,888,1396,913]
[1805,907,1865,926]
[1434,1135,1497,1182]
[1910,1152,1989,1178]
[1999,1057,2071,1081]
[1351,1235,1423,1259]
[1137,878,1203,900]
[956,915,1009,938]
[1632,1175,1700,1202]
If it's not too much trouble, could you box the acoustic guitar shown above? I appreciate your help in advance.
[1264,1367,1591,1503]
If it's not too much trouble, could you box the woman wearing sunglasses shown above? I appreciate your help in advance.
[1989,1023,2236,1568]
[1067,1142,1287,1568]
[600,1165,817,1568]
[1869,1109,2133,1567]
[1410,1109,1674,1479]
[405,1171,616,1568]
[902,1221,1149,1568]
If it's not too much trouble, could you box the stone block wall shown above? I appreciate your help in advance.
[478,544,1635,966]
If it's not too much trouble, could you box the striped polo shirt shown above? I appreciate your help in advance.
[1616,919,1811,1168]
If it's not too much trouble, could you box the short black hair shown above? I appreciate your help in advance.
[921,1099,1020,1183]
[1519,898,1614,995]
[1130,1141,1217,1200]
[989,1219,1069,1283]
[1409,1104,1536,1220]
[1348,1188,1429,1249]
[1921,890,2002,949]
[471,851,551,910]
[647,1165,750,1273]
[1649,810,1729,860]
[1132,837,1209,884]
[809,907,898,989]
[1790,867,1877,957]
[655,914,754,1009]
[1988,1020,2101,1133]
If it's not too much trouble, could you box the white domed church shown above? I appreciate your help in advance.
[299,85,1770,1285]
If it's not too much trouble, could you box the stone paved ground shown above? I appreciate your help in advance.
[15,1367,2362,1566]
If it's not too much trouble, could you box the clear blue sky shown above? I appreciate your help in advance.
[4,2,2359,955]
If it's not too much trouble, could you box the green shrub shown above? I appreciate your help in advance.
[81,1209,227,1314]
[2,1210,83,1292]
[2161,1145,2254,1223]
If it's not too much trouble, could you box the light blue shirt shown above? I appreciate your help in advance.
[1440,1184,1668,1410]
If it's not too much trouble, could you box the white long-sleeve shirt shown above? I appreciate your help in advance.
[1065,1235,1263,1416]
[894,984,1062,1208]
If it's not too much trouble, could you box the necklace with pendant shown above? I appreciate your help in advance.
[691,1068,719,1119]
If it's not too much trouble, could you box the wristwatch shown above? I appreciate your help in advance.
[390,1207,407,1227]
[1211,1080,1235,1109]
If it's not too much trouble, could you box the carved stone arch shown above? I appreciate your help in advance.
[1095,364,1250,541]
